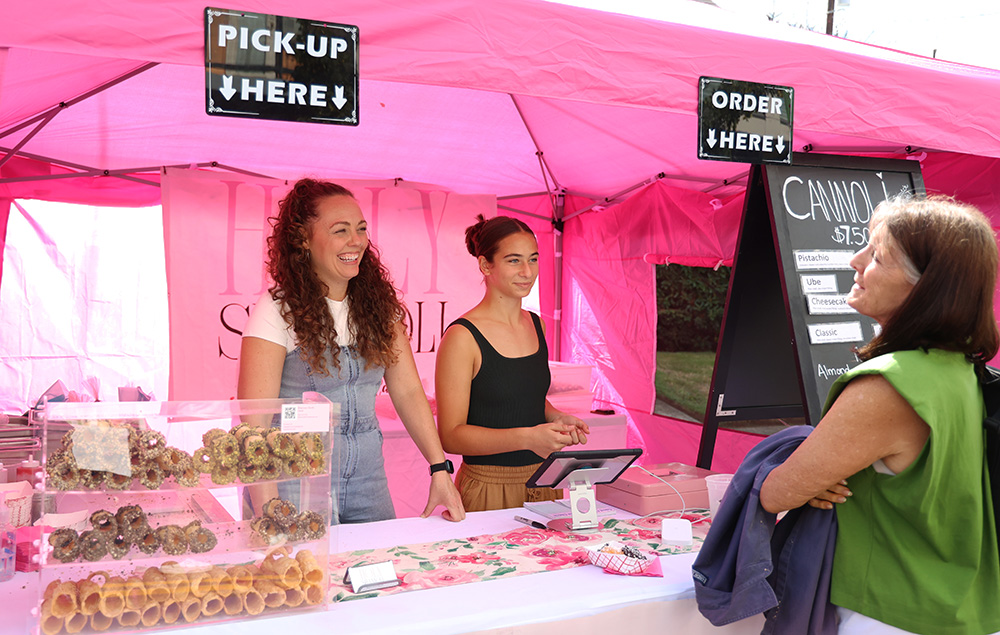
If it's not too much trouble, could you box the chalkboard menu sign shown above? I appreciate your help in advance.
[696,153,925,468]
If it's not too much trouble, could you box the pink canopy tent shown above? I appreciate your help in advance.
[3,0,1000,471]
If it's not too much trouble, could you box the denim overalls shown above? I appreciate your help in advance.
[277,344,396,524]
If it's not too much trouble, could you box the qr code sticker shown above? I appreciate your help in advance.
[283,405,297,419]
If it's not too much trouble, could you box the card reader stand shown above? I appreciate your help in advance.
[546,468,602,533]
[526,448,643,534]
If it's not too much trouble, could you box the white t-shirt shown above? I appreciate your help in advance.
[244,292,354,352]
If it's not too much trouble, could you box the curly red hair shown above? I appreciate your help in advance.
[266,179,406,375]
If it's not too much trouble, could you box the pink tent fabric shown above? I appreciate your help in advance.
[4,0,1000,471]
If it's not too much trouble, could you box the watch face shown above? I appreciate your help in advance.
[430,460,454,475]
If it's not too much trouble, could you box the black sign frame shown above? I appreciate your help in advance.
[205,7,359,126]
[696,153,925,468]
[698,76,793,165]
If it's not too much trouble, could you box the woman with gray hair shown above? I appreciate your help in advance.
[761,195,1000,634]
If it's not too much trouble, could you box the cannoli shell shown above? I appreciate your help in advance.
[142,567,171,604]
[200,591,224,617]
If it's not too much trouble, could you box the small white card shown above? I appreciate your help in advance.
[807,321,863,344]
[793,249,854,271]
[280,403,333,433]
[345,560,400,594]
[800,273,838,294]
[806,294,856,315]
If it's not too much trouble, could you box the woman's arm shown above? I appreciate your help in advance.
[434,325,579,458]
[759,374,929,513]
[237,336,286,400]
[237,336,287,514]
[384,321,466,522]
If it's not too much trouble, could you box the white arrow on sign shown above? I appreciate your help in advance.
[219,75,237,101]
[776,136,786,154]
[331,86,347,110]
[706,129,717,148]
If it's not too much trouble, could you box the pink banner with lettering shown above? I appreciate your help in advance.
[162,169,495,401]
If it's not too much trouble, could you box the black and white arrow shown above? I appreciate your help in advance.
[219,75,237,101]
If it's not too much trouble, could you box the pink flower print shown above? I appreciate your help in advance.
[329,556,356,572]
[630,516,663,530]
[455,553,503,565]
[526,546,590,570]
[624,528,659,541]
[501,527,550,545]
[402,567,481,589]
[552,531,603,545]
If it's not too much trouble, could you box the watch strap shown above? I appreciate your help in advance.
[429,459,454,475]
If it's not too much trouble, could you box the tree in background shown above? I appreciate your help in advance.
[656,264,730,352]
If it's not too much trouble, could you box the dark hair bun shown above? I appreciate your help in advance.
[464,213,488,257]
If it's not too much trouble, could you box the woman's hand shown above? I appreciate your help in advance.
[806,480,852,510]
[422,471,466,522]
[548,412,590,445]
[526,422,581,457]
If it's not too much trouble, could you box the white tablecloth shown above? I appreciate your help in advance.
[3,508,762,635]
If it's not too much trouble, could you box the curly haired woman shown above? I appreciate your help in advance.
[238,178,464,524]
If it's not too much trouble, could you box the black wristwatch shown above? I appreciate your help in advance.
[429,459,455,476]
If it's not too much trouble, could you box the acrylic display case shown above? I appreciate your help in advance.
[27,394,336,635]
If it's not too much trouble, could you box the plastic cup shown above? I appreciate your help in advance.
[705,474,734,518]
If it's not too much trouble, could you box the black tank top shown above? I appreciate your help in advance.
[448,313,551,466]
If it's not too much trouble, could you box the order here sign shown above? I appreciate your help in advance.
[697,77,793,164]
[205,7,359,125]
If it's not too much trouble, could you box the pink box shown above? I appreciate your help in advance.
[595,462,715,515]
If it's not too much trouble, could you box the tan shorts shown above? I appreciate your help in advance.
[455,462,562,512]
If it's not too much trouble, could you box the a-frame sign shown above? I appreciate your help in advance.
[697,153,925,468]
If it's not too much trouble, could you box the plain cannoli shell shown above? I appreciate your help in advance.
[64,610,88,634]
[242,588,265,616]
[222,592,244,615]
[296,549,324,585]
[266,556,302,589]
[283,586,304,608]
[253,579,286,609]
[161,599,182,625]
[116,606,141,628]
[200,591,224,617]
[139,599,161,627]
[50,580,79,618]
[209,566,235,598]
[99,576,126,618]
[302,582,324,605]
[188,569,214,598]
[142,567,171,604]
[124,575,148,610]
[40,601,65,635]
[226,564,255,593]
[42,579,62,601]
[180,596,202,623]
[77,579,102,616]
[164,571,191,602]
[89,611,114,633]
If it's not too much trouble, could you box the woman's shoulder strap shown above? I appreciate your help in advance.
[448,317,494,355]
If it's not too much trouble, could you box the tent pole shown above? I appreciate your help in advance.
[553,191,565,361]
[0,111,59,170]
[0,62,159,141]
[563,173,666,222]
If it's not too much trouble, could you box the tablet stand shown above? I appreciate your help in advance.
[546,468,601,533]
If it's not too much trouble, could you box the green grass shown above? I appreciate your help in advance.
[654,351,716,421]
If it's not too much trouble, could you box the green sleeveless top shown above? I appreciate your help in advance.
[826,349,1000,634]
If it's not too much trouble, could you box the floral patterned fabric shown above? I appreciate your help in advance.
[330,513,709,602]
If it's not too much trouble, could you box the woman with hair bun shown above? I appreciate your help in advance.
[435,214,590,512]
[238,178,464,524]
